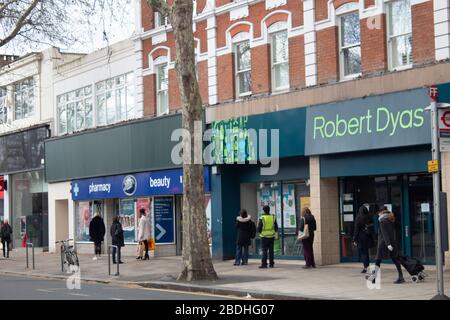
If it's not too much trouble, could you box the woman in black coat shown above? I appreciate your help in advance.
[234,209,255,266]
[89,213,106,260]
[367,207,405,284]
[353,205,374,273]
[110,216,124,264]
[299,208,317,269]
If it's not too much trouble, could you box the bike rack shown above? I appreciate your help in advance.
[107,245,120,276]
[26,242,35,269]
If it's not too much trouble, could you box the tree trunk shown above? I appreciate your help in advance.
[166,0,218,281]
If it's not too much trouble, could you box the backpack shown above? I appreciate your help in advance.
[250,221,256,239]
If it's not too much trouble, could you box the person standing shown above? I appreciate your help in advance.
[234,209,256,266]
[353,205,375,273]
[299,208,317,269]
[367,207,405,284]
[110,216,124,264]
[1,220,12,258]
[138,208,152,260]
[89,213,106,260]
[257,205,278,269]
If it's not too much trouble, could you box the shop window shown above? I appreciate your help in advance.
[75,200,103,242]
[387,0,412,70]
[0,87,7,124]
[271,30,289,92]
[14,78,34,120]
[234,40,252,97]
[156,63,169,116]
[339,11,361,79]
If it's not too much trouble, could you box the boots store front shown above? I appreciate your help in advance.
[304,87,435,264]
[44,114,213,256]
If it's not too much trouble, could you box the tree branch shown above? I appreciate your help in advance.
[0,0,40,48]
[146,0,171,21]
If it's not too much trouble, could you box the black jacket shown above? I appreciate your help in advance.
[0,223,12,241]
[257,214,279,235]
[299,213,317,239]
[110,221,125,247]
[353,213,375,249]
[89,216,106,243]
[235,216,255,246]
[376,211,398,259]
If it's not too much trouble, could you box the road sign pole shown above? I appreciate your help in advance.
[431,99,448,299]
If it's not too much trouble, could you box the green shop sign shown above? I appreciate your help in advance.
[305,88,431,155]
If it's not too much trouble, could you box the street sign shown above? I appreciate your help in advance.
[439,108,450,152]
[428,160,439,173]
[429,85,439,102]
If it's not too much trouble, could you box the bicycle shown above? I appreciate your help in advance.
[56,239,79,271]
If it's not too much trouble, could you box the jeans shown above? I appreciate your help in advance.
[302,237,316,267]
[234,245,249,265]
[94,242,102,255]
[359,247,370,268]
[2,240,10,258]
[112,246,121,263]
[261,238,275,267]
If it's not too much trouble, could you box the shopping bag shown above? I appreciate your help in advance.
[148,238,155,251]
[136,241,145,258]
[297,222,310,240]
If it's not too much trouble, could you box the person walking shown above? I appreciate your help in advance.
[353,205,375,273]
[299,207,317,269]
[257,205,278,269]
[138,208,152,260]
[110,216,124,264]
[89,213,106,260]
[234,209,256,266]
[1,220,13,258]
[367,207,405,284]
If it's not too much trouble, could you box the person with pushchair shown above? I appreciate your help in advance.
[367,206,405,284]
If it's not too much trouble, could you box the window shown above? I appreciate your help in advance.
[155,12,168,27]
[57,85,93,134]
[339,12,361,78]
[95,72,135,126]
[0,87,7,124]
[271,31,289,91]
[388,0,412,69]
[14,78,34,120]
[156,63,169,116]
[234,40,252,97]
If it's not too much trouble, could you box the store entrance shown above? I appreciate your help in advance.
[339,174,434,264]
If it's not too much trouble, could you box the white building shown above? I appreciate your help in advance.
[0,48,83,249]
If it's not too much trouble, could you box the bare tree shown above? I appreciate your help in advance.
[0,0,132,52]
[147,0,218,281]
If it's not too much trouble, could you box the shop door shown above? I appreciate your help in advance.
[407,176,435,264]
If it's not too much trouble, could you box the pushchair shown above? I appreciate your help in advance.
[398,255,427,283]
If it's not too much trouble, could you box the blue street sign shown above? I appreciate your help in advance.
[154,196,175,244]
[71,167,210,201]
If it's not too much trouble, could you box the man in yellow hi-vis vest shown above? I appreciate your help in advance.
[257,205,279,268]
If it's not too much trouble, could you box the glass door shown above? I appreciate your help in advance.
[408,175,435,264]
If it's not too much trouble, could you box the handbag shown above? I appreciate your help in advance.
[297,218,310,240]
[136,241,145,258]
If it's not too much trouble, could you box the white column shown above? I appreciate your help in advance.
[434,0,450,60]
[304,0,317,87]
[207,15,218,105]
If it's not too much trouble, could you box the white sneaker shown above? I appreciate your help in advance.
[92,256,98,261]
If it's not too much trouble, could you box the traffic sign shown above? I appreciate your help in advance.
[429,85,439,102]
[439,107,450,152]
[428,160,439,173]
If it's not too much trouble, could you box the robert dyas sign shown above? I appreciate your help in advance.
[305,88,432,155]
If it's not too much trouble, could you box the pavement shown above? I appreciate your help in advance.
[0,249,449,300]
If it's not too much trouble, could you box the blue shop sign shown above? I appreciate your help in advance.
[71,167,210,201]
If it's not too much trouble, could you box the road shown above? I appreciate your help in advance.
[0,275,238,300]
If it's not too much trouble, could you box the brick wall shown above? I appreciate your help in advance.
[316,27,339,84]
[143,75,156,116]
[217,53,235,102]
[289,35,305,88]
[315,0,329,22]
[412,1,435,65]
[360,15,388,74]
[251,44,271,95]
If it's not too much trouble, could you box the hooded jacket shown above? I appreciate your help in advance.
[376,210,398,259]
[89,215,106,243]
[235,215,255,246]
[110,220,125,247]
